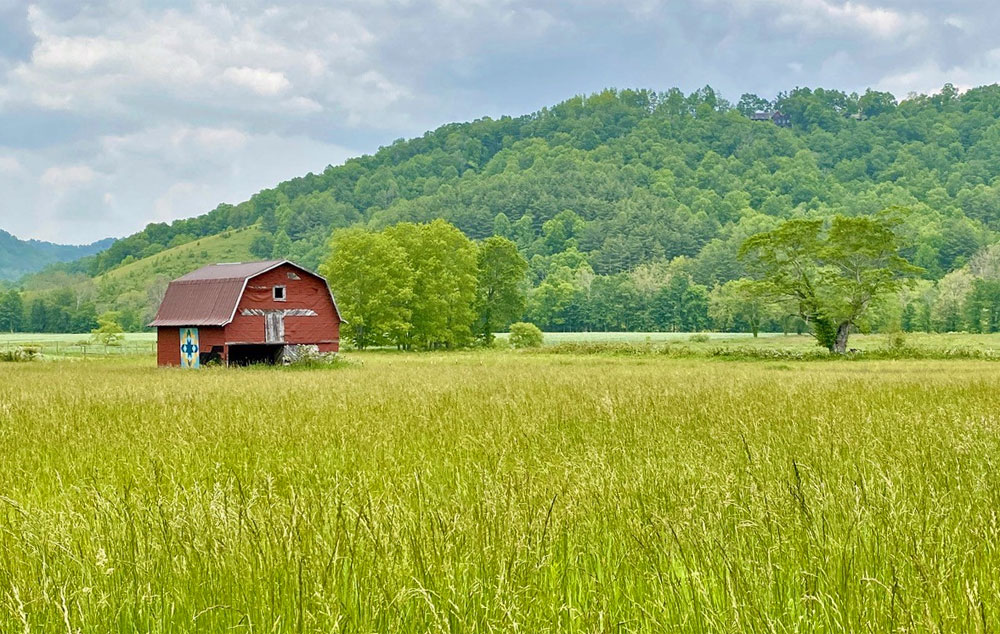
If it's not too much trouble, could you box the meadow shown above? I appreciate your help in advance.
[2,348,1000,632]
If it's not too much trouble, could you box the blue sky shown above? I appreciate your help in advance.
[1,0,998,244]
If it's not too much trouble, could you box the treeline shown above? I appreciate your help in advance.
[37,82,1000,283]
[17,82,1000,334]
[321,220,526,349]
[0,288,100,334]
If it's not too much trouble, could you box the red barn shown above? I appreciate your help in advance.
[149,260,342,367]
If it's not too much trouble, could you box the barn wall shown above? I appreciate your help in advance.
[225,264,340,351]
[156,326,227,366]
[156,327,179,366]
[199,327,227,354]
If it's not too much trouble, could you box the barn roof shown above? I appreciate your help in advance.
[149,260,341,327]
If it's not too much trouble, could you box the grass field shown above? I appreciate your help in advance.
[0,332,157,358]
[3,351,1000,632]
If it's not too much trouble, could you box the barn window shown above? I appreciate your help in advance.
[273,285,286,301]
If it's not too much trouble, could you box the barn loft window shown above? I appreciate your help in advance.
[273,285,286,301]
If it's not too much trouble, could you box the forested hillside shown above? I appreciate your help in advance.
[12,83,1000,333]
[0,230,113,281]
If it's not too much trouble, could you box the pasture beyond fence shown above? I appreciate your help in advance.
[0,336,156,358]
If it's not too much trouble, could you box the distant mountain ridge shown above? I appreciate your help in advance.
[0,229,114,281]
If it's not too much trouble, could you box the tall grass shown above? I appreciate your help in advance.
[2,353,999,631]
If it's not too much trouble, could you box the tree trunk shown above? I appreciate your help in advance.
[833,321,851,354]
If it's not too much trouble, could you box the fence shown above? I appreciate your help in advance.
[0,339,157,358]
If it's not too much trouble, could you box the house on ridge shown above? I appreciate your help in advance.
[149,260,342,367]
[749,110,790,127]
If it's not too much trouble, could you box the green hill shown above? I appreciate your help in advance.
[0,230,113,280]
[14,83,1000,333]
[96,226,261,291]
[93,226,263,329]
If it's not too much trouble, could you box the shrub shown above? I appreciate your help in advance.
[508,322,543,349]
[0,347,40,362]
[689,333,711,343]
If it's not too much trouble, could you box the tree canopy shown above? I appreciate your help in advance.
[740,213,922,352]
[15,83,1000,336]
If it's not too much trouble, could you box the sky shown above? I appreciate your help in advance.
[1,0,999,244]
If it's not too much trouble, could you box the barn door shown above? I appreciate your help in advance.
[264,312,284,343]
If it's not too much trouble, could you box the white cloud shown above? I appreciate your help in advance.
[177,127,250,151]
[283,96,323,114]
[876,48,1000,96]
[1,0,999,244]
[0,156,24,175]
[5,3,404,125]
[222,66,290,96]
[39,164,96,187]
[153,181,204,222]
[721,0,926,39]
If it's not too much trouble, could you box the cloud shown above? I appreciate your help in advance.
[0,155,24,174]
[2,0,1000,244]
[222,66,291,96]
[39,164,96,187]
[772,0,924,38]
[875,48,1000,96]
[4,3,402,126]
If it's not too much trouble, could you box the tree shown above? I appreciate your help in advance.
[709,279,778,337]
[474,237,528,343]
[320,228,414,349]
[508,322,543,348]
[27,299,48,333]
[386,220,479,348]
[740,214,922,353]
[0,290,23,332]
[965,279,1000,333]
[932,270,973,332]
[91,311,125,346]
[857,89,897,118]
[249,234,274,259]
[271,230,293,259]
[651,274,710,332]
[736,93,771,116]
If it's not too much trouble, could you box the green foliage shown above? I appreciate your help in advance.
[25,83,1000,337]
[741,213,922,352]
[320,228,414,349]
[0,346,39,362]
[508,321,543,348]
[965,279,1000,333]
[651,274,710,332]
[93,312,123,343]
[0,230,112,281]
[91,311,125,346]
[323,220,482,350]
[709,278,779,337]
[475,236,529,342]
[385,220,479,349]
[0,288,23,332]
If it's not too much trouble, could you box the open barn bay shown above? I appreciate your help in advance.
[2,354,1000,632]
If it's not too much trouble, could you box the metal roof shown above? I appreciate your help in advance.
[149,260,341,327]
[174,260,285,282]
